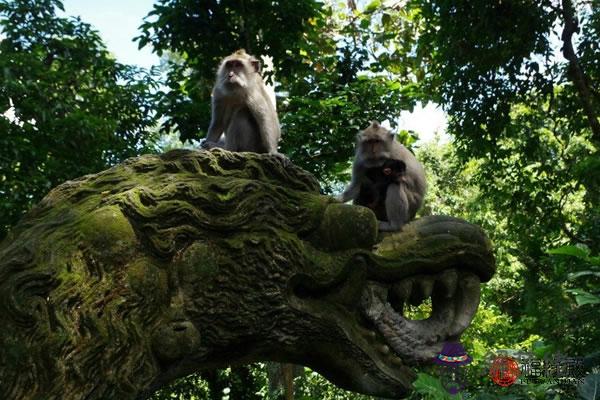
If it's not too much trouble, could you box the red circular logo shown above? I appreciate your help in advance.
[489,356,521,387]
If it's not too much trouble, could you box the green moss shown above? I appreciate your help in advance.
[127,257,169,298]
[309,204,377,251]
[79,206,137,256]
[177,242,221,283]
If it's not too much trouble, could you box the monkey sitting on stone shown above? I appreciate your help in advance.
[202,49,281,154]
[340,121,426,231]
[355,158,406,222]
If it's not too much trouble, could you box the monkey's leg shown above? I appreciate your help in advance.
[244,91,276,145]
[379,183,409,231]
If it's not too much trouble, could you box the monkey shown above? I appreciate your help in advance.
[355,158,406,221]
[202,49,281,154]
[340,121,426,231]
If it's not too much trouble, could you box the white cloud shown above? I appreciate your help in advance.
[398,102,449,144]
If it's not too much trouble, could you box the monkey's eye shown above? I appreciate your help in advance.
[226,60,244,69]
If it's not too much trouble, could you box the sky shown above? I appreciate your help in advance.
[61,0,159,69]
[59,0,448,143]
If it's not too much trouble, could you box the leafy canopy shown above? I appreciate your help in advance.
[0,0,160,239]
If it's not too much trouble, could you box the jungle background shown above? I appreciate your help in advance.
[0,0,599,398]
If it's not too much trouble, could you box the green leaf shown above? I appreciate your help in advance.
[588,256,600,266]
[412,372,455,399]
[382,13,391,27]
[364,0,381,14]
[568,271,600,280]
[566,289,600,306]
[547,245,590,260]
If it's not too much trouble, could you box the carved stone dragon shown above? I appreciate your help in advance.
[0,149,494,399]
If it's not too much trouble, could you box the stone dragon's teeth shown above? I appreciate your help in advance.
[390,356,404,366]
[419,277,434,299]
[437,269,458,298]
[409,276,434,306]
[447,273,481,336]
[358,326,376,338]
[361,269,484,367]
[377,344,390,355]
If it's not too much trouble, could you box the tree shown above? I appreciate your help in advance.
[136,1,421,189]
[0,0,159,239]
[135,0,326,143]
[372,0,600,357]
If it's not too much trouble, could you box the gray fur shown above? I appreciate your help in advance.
[203,49,280,154]
[341,121,427,231]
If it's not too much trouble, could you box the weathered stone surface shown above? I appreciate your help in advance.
[0,149,495,399]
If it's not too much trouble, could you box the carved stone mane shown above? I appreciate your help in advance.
[0,149,494,399]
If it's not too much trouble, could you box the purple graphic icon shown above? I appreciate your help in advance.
[434,342,472,366]
[433,342,472,394]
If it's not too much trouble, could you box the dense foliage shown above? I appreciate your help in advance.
[135,0,325,142]
[0,0,159,239]
[0,0,598,398]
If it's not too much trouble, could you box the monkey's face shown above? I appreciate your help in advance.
[220,57,251,89]
[358,127,394,161]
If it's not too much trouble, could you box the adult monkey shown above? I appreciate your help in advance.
[340,121,426,231]
[202,49,281,154]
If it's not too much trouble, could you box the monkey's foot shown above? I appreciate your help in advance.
[200,140,223,150]
[378,220,403,232]
[272,151,292,168]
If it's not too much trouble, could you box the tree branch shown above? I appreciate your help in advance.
[560,0,600,143]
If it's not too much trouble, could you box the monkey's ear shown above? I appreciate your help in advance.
[371,120,381,128]
[251,59,261,73]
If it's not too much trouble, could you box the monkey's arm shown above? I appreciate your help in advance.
[339,162,365,202]
[204,97,226,149]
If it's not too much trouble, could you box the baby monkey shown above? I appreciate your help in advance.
[202,49,280,154]
[356,159,406,221]
[340,121,426,231]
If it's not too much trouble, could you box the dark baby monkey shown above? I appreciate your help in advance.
[356,159,407,221]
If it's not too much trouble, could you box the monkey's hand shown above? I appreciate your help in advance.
[338,183,360,203]
[336,191,355,203]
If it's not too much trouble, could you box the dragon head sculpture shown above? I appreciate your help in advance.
[0,149,494,399]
